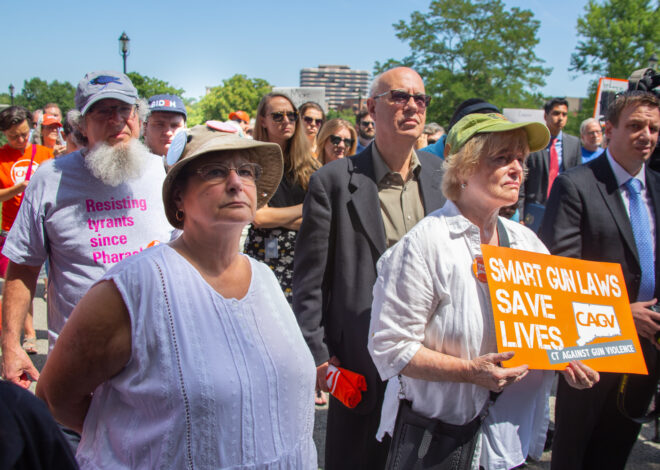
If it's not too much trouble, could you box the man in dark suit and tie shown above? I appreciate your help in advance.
[540,91,660,469]
[293,67,446,469]
[521,98,582,226]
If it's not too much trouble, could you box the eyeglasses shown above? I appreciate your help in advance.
[303,116,324,126]
[360,121,375,128]
[270,111,298,123]
[329,135,354,147]
[88,104,136,121]
[195,163,263,185]
[585,130,602,136]
[373,89,431,109]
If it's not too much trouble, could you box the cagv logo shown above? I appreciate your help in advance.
[572,301,621,346]
[11,159,39,184]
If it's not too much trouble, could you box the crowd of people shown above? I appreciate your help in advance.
[0,66,658,470]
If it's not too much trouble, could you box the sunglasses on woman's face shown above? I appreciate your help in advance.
[329,135,354,147]
[303,116,323,126]
[270,111,298,123]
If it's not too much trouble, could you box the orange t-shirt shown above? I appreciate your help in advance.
[0,144,54,232]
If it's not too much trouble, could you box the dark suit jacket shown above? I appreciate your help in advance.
[539,153,659,369]
[293,145,446,415]
[521,132,581,216]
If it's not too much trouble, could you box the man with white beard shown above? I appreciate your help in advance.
[1,71,174,396]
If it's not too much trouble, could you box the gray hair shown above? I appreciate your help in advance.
[369,72,385,98]
[424,122,444,135]
[65,109,87,147]
[136,98,149,122]
[580,117,600,135]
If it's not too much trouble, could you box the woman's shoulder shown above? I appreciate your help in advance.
[245,255,280,281]
[102,243,169,281]
[499,217,549,255]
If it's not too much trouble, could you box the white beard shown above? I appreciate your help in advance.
[84,139,148,187]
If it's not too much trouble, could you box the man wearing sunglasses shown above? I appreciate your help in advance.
[355,110,376,153]
[293,67,446,469]
[1,70,174,414]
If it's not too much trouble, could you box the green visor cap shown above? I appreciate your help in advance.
[445,113,550,156]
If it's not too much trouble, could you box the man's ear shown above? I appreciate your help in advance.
[366,98,376,121]
[604,121,614,140]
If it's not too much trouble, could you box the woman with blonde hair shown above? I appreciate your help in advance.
[369,113,598,469]
[245,93,319,304]
[316,118,357,165]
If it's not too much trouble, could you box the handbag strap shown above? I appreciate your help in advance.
[497,218,510,248]
[486,218,510,407]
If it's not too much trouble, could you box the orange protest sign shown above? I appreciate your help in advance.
[481,245,648,374]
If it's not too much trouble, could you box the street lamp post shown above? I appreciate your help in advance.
[118,32,131,74]
[8,84,14,105]
[648,52,658,71]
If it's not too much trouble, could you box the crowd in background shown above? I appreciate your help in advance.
[0,66,658,470]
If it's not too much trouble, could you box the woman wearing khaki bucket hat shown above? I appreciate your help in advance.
[36,123,318,468]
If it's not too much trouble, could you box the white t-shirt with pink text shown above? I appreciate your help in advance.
[3,150,174,350]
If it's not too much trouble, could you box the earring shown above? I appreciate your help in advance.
[175,209,184,222]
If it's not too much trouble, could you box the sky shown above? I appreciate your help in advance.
[3,0,599,102]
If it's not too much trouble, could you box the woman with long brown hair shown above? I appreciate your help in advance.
[245,93,319,304]
[299,101,325,157]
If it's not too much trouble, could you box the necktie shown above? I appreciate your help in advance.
[547,136,559,198]
[625,178,655,301]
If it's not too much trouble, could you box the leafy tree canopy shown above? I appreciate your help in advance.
[126,72,185,100]
[326,108,357,124]
[187,74,272,126]
[565,0,659,134]
[571,0,660,79]
[2,78,76,114]
[375,0,551,125]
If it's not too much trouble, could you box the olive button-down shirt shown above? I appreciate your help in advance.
[372,144,425,248]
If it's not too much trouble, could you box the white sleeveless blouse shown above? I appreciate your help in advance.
[76,244,317,469]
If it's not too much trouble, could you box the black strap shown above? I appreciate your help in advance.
[617,374,660,424]
[488,218,510,405]
[497,218,510,248]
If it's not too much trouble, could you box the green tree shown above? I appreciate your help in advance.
[326,108,356,124]
[566,0,659,133]
[571,0,660,80]
[14,78,76,113]
[126,72,185,100]
[375,0,550,125]
[188,74,272,126]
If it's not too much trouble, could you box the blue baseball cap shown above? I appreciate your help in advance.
[75,70,138,115]
[148,94,187,120]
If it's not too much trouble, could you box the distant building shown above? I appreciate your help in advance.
[565,97,585,113]
[300,65,369,110]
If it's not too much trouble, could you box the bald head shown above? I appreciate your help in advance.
[369,67,425,98]
[366,67,428,156]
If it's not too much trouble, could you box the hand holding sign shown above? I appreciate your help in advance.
[467,351,529,393]
[560,360,600,390]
